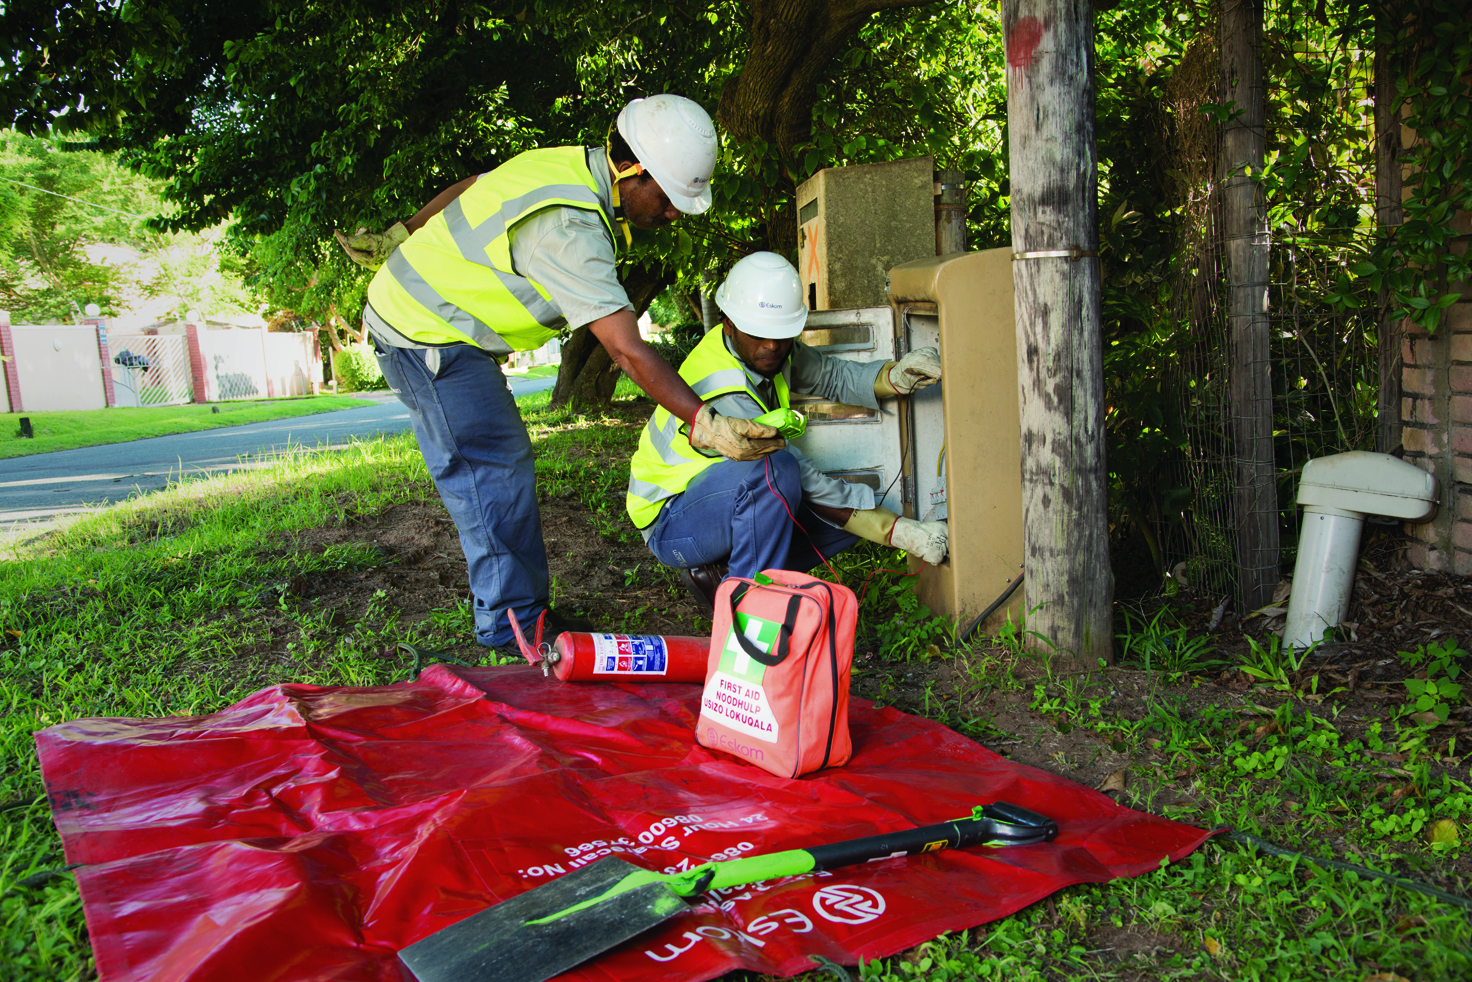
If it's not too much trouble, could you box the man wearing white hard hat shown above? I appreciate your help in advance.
[626,252,948,611]
[338,95,781,650]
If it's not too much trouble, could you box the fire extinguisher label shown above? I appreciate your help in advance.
[589,634,669,675]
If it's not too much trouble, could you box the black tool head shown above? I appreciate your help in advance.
[398,858,691,982]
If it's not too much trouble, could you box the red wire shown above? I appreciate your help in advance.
[856,563,923,607]
[762,455,925,603]
[764,456,845,582]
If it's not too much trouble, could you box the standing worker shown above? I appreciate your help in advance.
[626,252,950,611]
[337,95,783,651]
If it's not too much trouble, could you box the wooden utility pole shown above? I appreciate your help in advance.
[1002,0,1113,669]
[1220,0,1278,614]
[1374,13,1404,455]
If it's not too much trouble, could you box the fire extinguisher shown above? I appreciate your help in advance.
[507,608,709,683]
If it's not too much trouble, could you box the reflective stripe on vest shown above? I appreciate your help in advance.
[625,329,791,529]
[366,147,613,353]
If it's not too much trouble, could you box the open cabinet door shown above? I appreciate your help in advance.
[788,307,905,513]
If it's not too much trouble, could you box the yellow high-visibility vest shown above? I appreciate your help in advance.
[366,147,613,354]
[625,328,791,528]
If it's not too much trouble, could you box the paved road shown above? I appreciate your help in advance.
[0,377,556,539]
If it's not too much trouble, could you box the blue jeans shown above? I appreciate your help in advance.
[373,338,545,648]
[645,450,859,580]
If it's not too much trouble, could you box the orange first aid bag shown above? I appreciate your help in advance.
[695,570,857,778]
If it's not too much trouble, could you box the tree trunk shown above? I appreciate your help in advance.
[548,260,673,410]
[717,0,940,161]
[1220,0,1278,614]
[701,270,720,333]
[1002,0,1113,670]
[1375,18,1405,455]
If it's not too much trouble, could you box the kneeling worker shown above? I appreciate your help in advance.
[625,251,950,609]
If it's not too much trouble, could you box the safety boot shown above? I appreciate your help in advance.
[679,563,727,616]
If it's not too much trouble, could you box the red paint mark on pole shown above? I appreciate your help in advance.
[1007,17,1045,72]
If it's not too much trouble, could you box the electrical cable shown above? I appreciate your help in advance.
[398,642,476,681]
[762,455,924,605]
[958,570,1026,643]
[763,455,845,583]
[0,794,43,817]
[876,440,910,511]
[0,175,152,219]
[1219,827,1472,911]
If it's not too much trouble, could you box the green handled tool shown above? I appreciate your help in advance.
[398,801,1057,982]
[752,406,807,438]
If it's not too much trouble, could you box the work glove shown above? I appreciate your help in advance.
[333,222,410,270]
[689,403,785,462]
[874,346,942,397]
[844,506,950,564]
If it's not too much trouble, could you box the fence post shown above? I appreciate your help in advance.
[0,309,20,413]
[83,315,118,408]
[1220,0,1279,614]
[312,331,323,391]
[259,325,274,398]
[185,321,209,404]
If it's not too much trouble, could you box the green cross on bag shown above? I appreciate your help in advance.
[718,613,779,683]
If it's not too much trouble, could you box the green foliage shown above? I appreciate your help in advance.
[645,285,697,329]
[647,321,704,370]
[1345,0,1472,334]
[0,130,263,322]
[1238,632,1313,690]
[798,2,1010,247]
[0,131,158,319]
[1116,606,1217,675]
[1399,638,1467,726]
[868,577,954,662]
[331,343,387,392]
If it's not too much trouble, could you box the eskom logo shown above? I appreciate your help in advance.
[812,884,886,924]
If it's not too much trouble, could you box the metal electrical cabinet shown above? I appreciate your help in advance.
[792,248,1024,635]
[888,248,1024,635]
[789,307,904,514]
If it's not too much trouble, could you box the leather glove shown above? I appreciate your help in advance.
[843,507,949,564]
[874,346,942,397]
[334,222,410,270]
[689,403,785,462]
[890,516,949,564]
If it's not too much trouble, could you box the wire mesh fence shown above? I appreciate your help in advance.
[1163,228,1381,613]
[1140,3,1382,616]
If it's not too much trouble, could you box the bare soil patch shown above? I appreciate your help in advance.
[235,489,708,671]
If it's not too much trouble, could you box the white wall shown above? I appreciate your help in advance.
[10,325,106,411]
[264,332,315,397]
[196,328,269,402]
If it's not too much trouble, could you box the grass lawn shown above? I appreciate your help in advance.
[0,395,376,459]
[0,393,1468,981]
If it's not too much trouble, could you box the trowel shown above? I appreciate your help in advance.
[398,801,1057,982]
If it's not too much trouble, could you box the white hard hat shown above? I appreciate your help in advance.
[616,95,718,215]
[715,252,808,339]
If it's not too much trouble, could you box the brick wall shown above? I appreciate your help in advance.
[1402,301,1472,574]
[0,309,20,413]
[185,324,209,404]
[83,318,117,408]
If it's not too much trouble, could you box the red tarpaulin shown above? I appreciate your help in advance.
[36,665,1214,982]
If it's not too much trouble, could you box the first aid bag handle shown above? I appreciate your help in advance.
[725,583,802,667]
